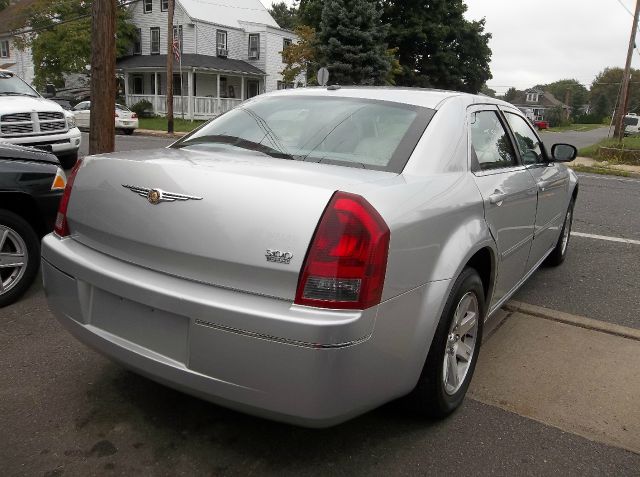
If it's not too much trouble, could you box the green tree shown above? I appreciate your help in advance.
[590,67,640,120]
[15,0,136,89]
[481,85,496,98]
[0,0,9,11]
[540,79,588,118]
[382,0,492,93]
[504,87,517,102]
[318,0,392,85]
[298,0,324,30]
[269,1,299,30]
[281,25,316,84]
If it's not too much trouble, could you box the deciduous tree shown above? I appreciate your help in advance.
[381,0,492,93]
[318,0,391,85]
[590,67,640,120]
[281,25,316,84]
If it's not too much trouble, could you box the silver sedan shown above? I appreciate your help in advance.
[42,87,578,427]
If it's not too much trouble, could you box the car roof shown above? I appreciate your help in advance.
[263,86,511,110]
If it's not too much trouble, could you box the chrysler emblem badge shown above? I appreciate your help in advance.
[147,189,161,204]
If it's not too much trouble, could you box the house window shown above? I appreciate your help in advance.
[144,0,152,14]
[133,28,142,55]
[161,0,168,12]
[0,40,9,58]
[150,27,160,55]
[282,38,292,60]
[216,30,227,56]
[173,74,182,96]
[132,75,144,95]
[526,92,539,102]
[172,25,183,53]
[248,34,259,60]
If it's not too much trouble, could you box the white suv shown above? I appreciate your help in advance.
[0,69,81,168]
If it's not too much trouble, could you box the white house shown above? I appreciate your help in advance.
[0,0,37,85]
[119,0,304,120]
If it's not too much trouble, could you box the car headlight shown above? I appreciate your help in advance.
[65,112,76,129]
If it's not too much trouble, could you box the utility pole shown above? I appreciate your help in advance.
[166,0,175,134]
[615,0,640,141]
[89,0,116,155]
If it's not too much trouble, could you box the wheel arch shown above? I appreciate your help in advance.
[0,192,46,237]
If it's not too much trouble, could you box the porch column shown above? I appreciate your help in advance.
[154,72,159,114]
[216,73,221,115]
[188,69,194,120]
[124,71,130,106]
[240,76,245,101]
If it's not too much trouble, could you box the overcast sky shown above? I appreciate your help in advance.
[259,0,637,93]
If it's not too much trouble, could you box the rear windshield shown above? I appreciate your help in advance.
[172,96,434,172]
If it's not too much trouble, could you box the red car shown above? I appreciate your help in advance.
[534,119,549,129]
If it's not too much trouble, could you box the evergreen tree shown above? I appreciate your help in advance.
[382,0,492,93]
[318,0,391,85]
[504,87,517,103]
[298,0,324,31]
[269,1,299,30]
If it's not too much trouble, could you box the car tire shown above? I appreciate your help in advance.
[407,267,485,419]
[58,151,79,169]
[122,129,135,136]
[0,210,40,308]
[545,198,575,267]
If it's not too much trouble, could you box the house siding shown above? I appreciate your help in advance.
[129,0,194,56]
[0,36,35,85]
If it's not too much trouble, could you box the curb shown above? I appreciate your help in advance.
[504,300,640,342]
[133,129,188,139]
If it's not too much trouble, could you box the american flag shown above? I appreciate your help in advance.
[172,35,180,61]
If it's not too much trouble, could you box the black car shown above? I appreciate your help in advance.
[0,143,66,306]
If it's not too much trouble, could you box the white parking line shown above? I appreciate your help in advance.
[573,232,640,245]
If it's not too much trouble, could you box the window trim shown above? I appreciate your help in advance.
[248,33,260,60]
[0,40,9,58]
[132,75,144,95]
[161,0,169,12]
[216,30,228,56]
[467,105,522,175]
[150,27,161,55]
[143,0,152,14]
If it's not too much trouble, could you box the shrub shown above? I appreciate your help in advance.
[130,99,153,117]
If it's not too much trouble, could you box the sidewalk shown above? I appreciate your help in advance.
[572,156,640,178]
[474,302,640,454]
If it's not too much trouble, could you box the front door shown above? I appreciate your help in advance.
[469,107,538,309]
[502,110,570,269]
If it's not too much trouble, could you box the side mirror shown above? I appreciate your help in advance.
[45,83,56,96]
[551,143,577,162]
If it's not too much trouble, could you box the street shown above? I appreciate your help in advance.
[540,126,611,150]
[2,132,640,475]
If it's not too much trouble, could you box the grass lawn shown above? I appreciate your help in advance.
[545,124,605,133]
[568,164,632,178]
[578,136,640,160]
[138,117,206,133]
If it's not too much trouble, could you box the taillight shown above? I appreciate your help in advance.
[131,112,138,119]
[54,158,83,237]
[295,191,390,310]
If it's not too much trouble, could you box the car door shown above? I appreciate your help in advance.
[469,106,538,308]
[73,102,90,128]
[502,109,570,270]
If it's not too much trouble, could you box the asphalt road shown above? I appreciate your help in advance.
[539,126,611,150]
[515,172,640,329]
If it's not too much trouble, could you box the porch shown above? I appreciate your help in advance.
[117,54,266,120]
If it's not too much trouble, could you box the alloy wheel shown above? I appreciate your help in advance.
[0,225,28,296]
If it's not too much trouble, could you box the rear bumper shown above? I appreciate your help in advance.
[1,128,81,154]
[42,234,448,427]
[115,119,138,130]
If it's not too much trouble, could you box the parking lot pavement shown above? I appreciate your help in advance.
[2,281,639,476]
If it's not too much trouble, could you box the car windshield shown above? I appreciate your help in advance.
[172,95,434,172]
[116,104,131,112]
[0,71,38,97]
[624,116,639,126]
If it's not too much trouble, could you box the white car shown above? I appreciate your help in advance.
[72,101,139,135]
[0,69,81,168]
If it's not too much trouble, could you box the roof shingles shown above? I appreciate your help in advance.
[116,54,266,76]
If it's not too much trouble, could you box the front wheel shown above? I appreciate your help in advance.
[407,267,485,418]
[0,210,40,307]
[545,199,574,266]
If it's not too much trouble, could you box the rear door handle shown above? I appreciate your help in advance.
[489,190,507,206]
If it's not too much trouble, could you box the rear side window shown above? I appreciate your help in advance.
[504,112,545,165]
[469,111,517,171]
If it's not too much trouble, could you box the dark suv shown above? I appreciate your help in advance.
[0,143,66,306]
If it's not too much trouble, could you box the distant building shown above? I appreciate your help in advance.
[118,0,305,120]
[509,88,571,123]
[0,0,38,85]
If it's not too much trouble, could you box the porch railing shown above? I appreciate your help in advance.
[125,95,242,119]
